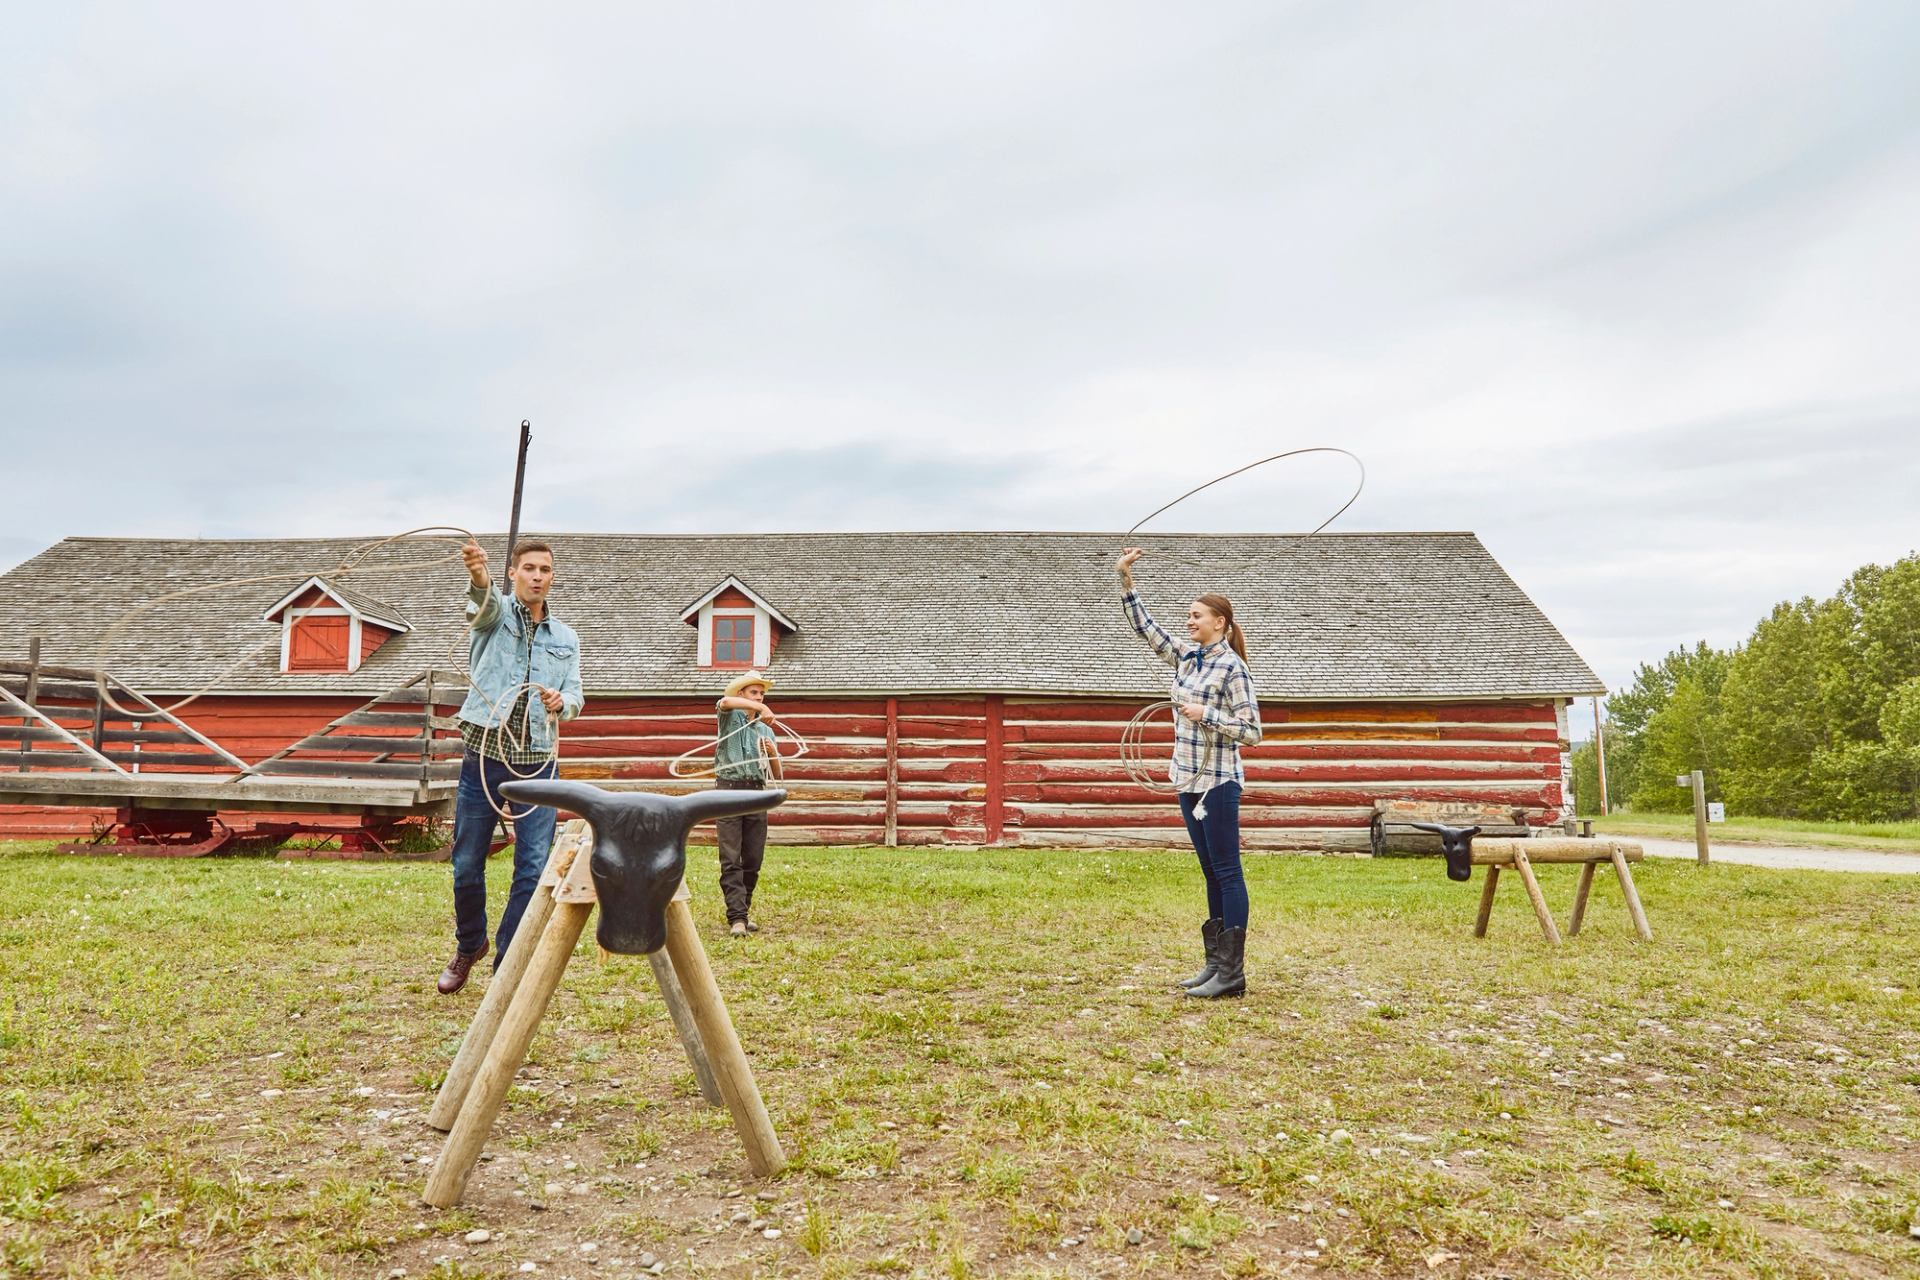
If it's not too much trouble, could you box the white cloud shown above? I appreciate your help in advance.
[2,0,1917,697]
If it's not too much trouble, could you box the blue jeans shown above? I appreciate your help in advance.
[449,752,559,964]
[1178,780,1248,930]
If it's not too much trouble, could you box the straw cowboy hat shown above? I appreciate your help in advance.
[723,670,773,698]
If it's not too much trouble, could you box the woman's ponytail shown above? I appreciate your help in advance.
[1228,620,1249,663]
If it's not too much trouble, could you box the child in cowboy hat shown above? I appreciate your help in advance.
[713,670,778,936]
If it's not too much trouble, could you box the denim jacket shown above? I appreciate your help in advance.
[455,582,584,752]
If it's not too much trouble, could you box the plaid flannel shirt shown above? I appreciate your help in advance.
[1122,590,1263,793]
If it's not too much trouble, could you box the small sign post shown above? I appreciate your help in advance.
[1676,771,1710,865]
[1707,802,1725,824]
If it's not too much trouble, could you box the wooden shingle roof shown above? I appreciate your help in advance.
[0,532,1604,700]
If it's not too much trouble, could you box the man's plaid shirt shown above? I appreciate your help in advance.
[1122,590,1264,794]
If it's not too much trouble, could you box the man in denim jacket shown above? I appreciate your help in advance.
[437,538,585,994]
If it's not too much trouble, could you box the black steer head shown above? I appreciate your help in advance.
[1406,821,1480,883]
[498,780,788,954]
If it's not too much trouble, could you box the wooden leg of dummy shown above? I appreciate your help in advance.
[660,899,785,1177]
[1512,851,1562,945]
[649,949,724,1107]
[1611,848,1654,941]
[1473,865,1500,937]
[427,836,575,1131]
[424,900,592,1208]
[1567,862,1596,938]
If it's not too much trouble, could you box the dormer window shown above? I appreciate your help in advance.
[712,614,756,667]
[262,577,410,675]
[681,577,797,670]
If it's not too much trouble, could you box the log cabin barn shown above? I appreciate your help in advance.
[0,532,1604,847]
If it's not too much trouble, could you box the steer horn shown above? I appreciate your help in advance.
[498,779,789,954]
[1406,821,1480,883]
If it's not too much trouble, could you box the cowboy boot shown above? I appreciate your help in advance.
[1179,919,1223,989]
[1185,927,1246,999]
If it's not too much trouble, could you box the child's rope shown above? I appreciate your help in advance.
[668,713,811,780]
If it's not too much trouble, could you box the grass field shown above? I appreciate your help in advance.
[1590,811,1920,855]
[1,840,1917,1279]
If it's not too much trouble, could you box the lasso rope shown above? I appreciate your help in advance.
[90,525,574,830]
[667,711,811,780]
[475,679,564,822]
[90,526,481,719]
[1114,446,1368,800]
[1122,446,1366,572]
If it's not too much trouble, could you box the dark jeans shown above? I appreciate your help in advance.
[1178,780,1249,930]
[715,775,768,924]
[450,752,559,964]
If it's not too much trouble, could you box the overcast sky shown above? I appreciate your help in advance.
[4,2,1917,699]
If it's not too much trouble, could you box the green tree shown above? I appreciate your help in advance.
[1857,555,1920,711]
[1628,672,1726,812]
[1571,738,1599,817]
[1605,641,1725,809]
[1716,599,1824,816]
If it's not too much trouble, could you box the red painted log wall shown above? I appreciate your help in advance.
[2,692,1571,849]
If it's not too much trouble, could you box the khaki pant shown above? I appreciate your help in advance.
[715,775,768,924]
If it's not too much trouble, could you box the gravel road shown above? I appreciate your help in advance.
[1634,835,1920,874]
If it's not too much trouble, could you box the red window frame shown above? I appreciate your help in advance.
[711,614,756,667]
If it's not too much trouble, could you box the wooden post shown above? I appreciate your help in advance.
[420,670,438,788]
[1690,770,1709,865]
[983,695,1005,845]
[19,638,39,772]
[1567,862,1596,937]
[884,696,899,848]
[1610,845,1654,941]
[660,898,785,1177]
[427,830,577,1131]
[424,898,593,1208]
[648,949,723,1106]
[502,420,532,571]
[1473,865,1500,938]
[1592,697,1608,816]
[1510,850,1562,944]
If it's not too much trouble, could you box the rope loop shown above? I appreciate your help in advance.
[668,713,811,780]
[91,526,480,719]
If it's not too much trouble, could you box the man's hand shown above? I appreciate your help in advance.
[1117,546,1145,584]
[1177,702,1207,723]
[537,686,564,714]
[462,539,490,589]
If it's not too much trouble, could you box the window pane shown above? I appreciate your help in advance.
[713,615,754,663]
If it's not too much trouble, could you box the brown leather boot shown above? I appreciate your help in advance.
[436,941,489,995]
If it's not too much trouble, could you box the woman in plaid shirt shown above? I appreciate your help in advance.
[1117,547,1263,1000]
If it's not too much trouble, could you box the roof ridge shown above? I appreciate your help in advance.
[59,529,1483,544]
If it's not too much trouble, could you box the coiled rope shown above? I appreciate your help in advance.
[474,679,564,822]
